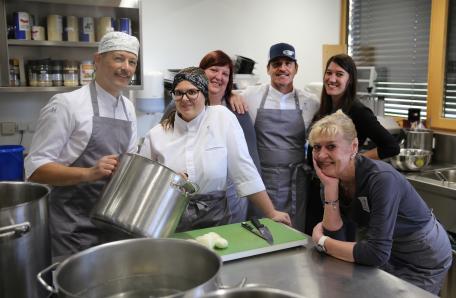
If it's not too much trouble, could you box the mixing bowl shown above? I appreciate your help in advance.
[390,148,432,171]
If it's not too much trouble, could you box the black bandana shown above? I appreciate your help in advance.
[172,67,209,100]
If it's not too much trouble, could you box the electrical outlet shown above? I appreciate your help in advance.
[17,122,27,131]
[1,122,17,135]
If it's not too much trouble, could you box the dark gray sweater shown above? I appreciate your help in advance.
[325,156,431,266]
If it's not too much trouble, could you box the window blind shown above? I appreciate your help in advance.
[348,0,431,118]
[444,0,456,119]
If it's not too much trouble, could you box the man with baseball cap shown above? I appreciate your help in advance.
[25,31,140,258]
[241,42,319,232]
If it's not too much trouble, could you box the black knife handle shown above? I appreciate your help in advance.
[251,217,264,229]
[241,222,256,233]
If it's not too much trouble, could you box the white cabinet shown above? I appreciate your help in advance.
[0,0,143,92]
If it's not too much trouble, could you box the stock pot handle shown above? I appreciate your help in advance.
[37,262,60,293]
[0,222,31,239]
[171,180,200,196]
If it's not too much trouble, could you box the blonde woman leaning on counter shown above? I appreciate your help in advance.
[309,110,451,295]
[140,67,290,231]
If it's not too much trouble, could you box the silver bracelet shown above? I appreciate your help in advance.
[324,199,339,209]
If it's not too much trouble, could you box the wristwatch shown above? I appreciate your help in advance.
[316,235,329,253]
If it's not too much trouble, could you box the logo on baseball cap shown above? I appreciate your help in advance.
[269,43,296,62]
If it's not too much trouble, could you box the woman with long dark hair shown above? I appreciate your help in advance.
[305,54,400,234]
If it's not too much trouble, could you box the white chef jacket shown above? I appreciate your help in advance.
[140,105,264,196]
[241,84,320,129]
[25,82,137,179]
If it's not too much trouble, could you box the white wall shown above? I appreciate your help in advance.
[141,0,340,88]
[0,0,340,150]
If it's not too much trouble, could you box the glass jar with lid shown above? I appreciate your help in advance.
[63,60,79,87]
[79,60,94,85]
[27,60,38,87]
[51,60,64,86]
[9,59,20,87]
[37,59,52,87]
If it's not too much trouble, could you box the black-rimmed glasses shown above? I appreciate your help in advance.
[171,89,200,101]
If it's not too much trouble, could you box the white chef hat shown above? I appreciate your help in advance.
[98,31,139,56]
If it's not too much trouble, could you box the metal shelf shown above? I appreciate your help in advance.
[8,40,99,48]
[11,0,139,9]
[0,85,143,93]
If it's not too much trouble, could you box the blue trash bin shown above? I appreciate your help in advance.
[0,145,25,181]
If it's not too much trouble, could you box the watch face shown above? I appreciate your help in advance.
[316,243,325,253]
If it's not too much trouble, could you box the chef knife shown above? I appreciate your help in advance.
[250,217,274,245]
[241,222,272,245]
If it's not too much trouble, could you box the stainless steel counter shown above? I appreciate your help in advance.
[220,242,435,298]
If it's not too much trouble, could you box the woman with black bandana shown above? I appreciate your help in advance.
[140,67,290,231]
[163,50,260,223]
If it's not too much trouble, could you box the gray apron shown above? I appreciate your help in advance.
[253,86,310,231]
[175,190,231,232]
[226,179,248,223]
[49,81,132,258]
[381,214,452,295]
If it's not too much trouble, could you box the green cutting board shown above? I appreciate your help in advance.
[171,218,307,262]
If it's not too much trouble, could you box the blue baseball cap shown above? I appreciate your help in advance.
[269,43,296,62]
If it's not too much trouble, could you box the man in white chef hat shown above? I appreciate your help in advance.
[25,31,140,258]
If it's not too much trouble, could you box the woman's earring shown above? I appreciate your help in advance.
[350,153,357,160]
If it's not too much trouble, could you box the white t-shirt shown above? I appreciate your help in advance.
[241,84,320,129]
[140,105,264,196]
[25,82,137,179]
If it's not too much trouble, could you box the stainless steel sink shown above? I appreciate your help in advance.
[417,168,456,183]
[406,167,456,234]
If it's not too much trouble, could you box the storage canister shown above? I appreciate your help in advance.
[0,145,24,181]
[79,17,95,42]
[96,16,115,41]
[118,17,132,35]
[79,60,94,85]
[37,59,52,87]
[51,60,64,86]
[63,60,79,87]
[63,16,78,42]
[47,14,63,41]
[13,11,31,40]
[0,181,51,298]
[31,25,45,41]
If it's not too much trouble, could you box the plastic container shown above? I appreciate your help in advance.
[13,12,31,40]
[0,145,25,181]
[96,16,115,41]
[31,25,45,41]
[63,16,78,42]
[79,17,95,42]
[118,17,131,35]
[47,15,63,41]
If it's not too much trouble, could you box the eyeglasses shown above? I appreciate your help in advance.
[171,89,201,101]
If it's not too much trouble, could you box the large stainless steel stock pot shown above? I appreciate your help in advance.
[1,181,51,298]
[37,238,222,298]
[202,287,305,298]
[91,153,198,238]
